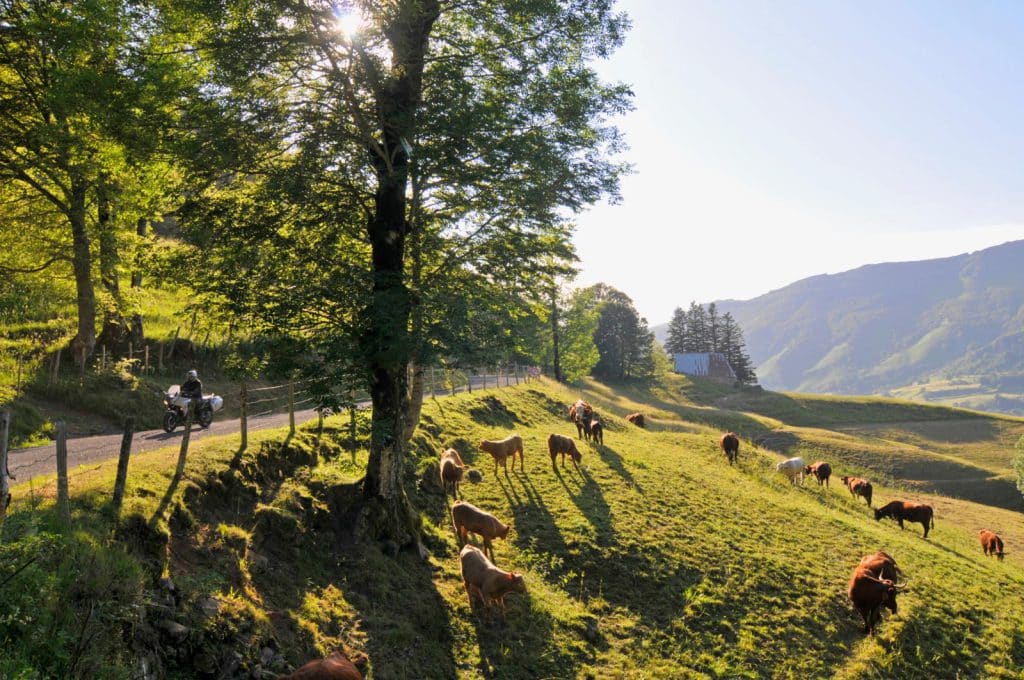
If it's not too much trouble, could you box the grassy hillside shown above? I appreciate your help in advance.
[709,239,1024,413]
[3,377,1024,678]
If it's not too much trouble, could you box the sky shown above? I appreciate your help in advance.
[573,0,1024,323]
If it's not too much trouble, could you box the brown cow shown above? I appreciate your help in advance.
[460,544,526,614]
[285,651,363,679]
[840,476,873,507]
[804,461,832,487]
[452,500,510,563]
[572,401,594,439]
[979,529,1004,559]
[625,412,645,428]
[439,448,466,499]
[588,418,604,445]
[857,551,906,583]
[720,432,739,465]
[479,434,525,475]
[548,433,582,471]
[848,553,907,635]
[874,501,934,538]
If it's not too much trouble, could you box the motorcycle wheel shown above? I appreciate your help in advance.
[198,404,214,429]
[162,411,178,433]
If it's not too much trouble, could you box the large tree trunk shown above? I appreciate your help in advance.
[68,179,96,367]
[550,285,563,382]
[358,0,440,546]
[97,186,128,350]
[129,217,146,344]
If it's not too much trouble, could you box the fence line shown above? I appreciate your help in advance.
[1,364,541,528]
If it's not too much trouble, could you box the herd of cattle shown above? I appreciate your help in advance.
[720,431,1007,634]
[447,414,1009,638]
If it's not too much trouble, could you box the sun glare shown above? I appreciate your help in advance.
[334,9,363,40]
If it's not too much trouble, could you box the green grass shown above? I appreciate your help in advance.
[3,377,1024,678]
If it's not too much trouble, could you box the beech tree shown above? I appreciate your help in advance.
[174,0,631,544]
[0,0,187,360]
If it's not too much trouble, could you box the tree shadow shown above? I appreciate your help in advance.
[468,396,524,428]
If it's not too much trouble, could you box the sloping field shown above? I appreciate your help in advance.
[2,377,1024,678]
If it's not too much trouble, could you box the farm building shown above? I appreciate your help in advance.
[672,352,738,382]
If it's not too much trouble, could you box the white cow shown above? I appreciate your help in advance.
[776,457,806,485]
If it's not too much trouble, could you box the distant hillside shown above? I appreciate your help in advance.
[700,240,1024,411]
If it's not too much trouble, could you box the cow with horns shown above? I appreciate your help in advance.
[848,551,908,635]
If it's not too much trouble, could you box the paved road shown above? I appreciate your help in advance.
[7,407,323,485]
[6,373,523,484]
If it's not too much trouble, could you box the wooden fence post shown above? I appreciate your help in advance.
[144,345,150,372]
[157,341,164,372]
[467,370,473,393]
[172,403,194,483]
[239,381,248,452]
[55,420,71,526]
[1,410,12,530]
[111,417,134,513]
[128,341,134,371]
[288,380,296,436]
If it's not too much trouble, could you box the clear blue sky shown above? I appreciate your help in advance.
[574,0,1024,322]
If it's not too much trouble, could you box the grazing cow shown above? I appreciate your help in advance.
[478,434,525,475]
[720,432,740,465]
[439,448,466,498]
[874,501,934,538]
[588,418,604,445]
[285,650,363,679]
[857,550,906,583]
[460,544,526,614]
[776,457,806,484]
[979,529,1004,559]
[625,412,645,428]
[841,476,873,507]
[452,500,510,563]
[804,461,832,488]
[848,553,907,635]
[548,433,582,472]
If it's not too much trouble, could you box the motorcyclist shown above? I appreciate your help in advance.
[181,369,204,407]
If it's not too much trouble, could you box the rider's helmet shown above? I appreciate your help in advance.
[186,369,198,380]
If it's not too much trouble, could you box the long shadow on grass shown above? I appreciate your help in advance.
[591,443,642,493]
[515,468,697,631]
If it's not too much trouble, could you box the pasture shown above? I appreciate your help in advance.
[3,376,1024,678]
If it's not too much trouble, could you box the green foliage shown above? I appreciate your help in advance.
[588,284,656,379]
[666,302,757,384]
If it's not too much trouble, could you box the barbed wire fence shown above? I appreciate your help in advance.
[0,362,540,538]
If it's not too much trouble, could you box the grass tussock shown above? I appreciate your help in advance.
[2,376,1024,678]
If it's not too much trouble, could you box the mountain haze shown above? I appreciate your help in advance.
[660,240,1024,411]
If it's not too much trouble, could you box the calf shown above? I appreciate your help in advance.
[776,457,806,484]
[452,500,510,563]
[439,448,466,499]
[804,461,832,488]
[285,651,363,679]
[479,434,525,475]
[460,544,526,614]
[979,529,1004,559]
[720,432,739,465]
[548,433,582,472]
[588,418,604,445]
[848,554,906,635]
[625,412,645,428]
[840,476,873,507]
[874,501,934,538]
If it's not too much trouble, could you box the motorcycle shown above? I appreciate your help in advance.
[162,384,224,433]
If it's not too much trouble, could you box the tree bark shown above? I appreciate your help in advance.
[97,186,128,349]
[550,285,563,382]
[68,178,96,366]
[130,217,147,344]
[359,0,441,546]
